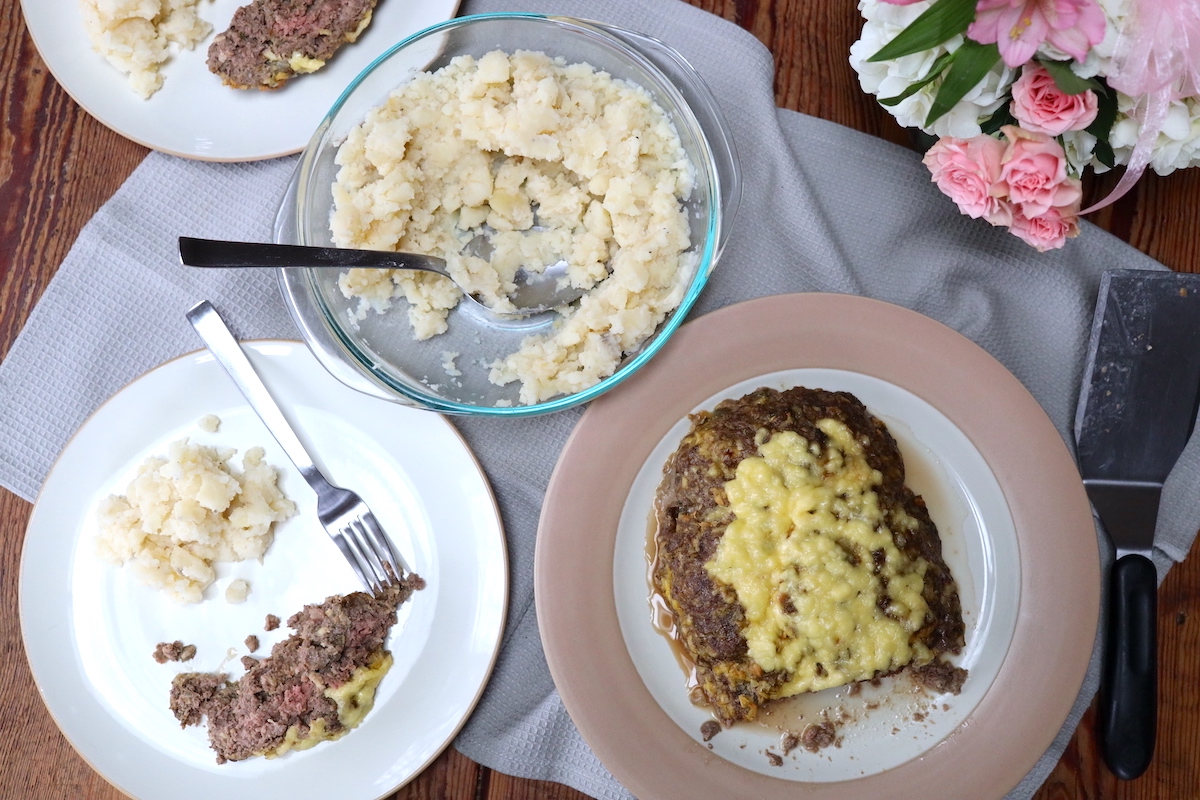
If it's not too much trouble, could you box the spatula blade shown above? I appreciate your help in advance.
[1074,269,1200,781]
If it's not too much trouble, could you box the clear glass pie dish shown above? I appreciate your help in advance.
[275,12,740,415]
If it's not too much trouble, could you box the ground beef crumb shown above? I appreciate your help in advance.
[765,750,783,767]
[780,731,802,755]
[912,661,968,695]
[265,614,280,631]
[700,720,721,742]
[170,576,423,763]
[245,635,259,653]
[153,641,196,664]
[800,722,837,753]
[169,672,227,727]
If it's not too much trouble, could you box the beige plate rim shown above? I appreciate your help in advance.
[535,292,1100,800]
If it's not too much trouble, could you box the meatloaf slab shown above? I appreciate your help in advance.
[207,0,378,90]
[170,575,423,762]
[651,386,966,725]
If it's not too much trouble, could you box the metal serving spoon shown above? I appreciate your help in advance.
[178,236,585,315]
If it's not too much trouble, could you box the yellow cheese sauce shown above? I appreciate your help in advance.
[328,650,393,728]
[265,651,393,758]
[706,419,932,696]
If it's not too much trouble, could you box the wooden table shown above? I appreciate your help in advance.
[2,2,1199,799]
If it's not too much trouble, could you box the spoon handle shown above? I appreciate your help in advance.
[178,236,450,275]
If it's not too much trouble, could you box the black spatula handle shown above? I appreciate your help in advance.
[1100,552,1157,779]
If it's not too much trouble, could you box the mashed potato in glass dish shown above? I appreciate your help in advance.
[329,49,696,405]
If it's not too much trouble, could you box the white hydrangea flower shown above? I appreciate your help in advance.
[1061,0,1129,78]
[849,0,1015,138]
[1109,97,1200,175]
[849,0,945,99]
[1061,129,1100,176]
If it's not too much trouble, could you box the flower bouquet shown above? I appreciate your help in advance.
[849,0,1200,251]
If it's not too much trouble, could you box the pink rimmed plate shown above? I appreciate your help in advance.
[536,293,1099,799]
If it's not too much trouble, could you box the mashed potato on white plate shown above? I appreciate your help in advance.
[94,436,295,603]
[80,0,212,98]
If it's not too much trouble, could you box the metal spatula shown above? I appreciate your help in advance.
[1074,269,1200,780]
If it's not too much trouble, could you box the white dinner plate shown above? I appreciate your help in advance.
[20,340,507,800]
[615,367,1020,782]
[21,0,462,160]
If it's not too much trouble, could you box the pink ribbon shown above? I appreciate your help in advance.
[1080,0,1200,214]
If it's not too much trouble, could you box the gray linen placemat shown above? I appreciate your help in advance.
[4,0,1199,797]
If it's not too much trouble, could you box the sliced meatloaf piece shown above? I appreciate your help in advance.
[651,386,966,726]
[170,575,423,763]
[207,0,378,90]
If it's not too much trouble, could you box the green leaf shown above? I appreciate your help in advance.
[1084,83,1119,168]
[1037,59,1094,95]
[979,103,1016,135]
[867,0,978,62]
[1086,83,1119,139]
[878,50,956,106]
[924,41,1002,127]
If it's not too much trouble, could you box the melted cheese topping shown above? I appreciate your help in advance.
[327,650,393,728]
[286,53,326,74]
[706,420,932,696]
[264,651,393,758]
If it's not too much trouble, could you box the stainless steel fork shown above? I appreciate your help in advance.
[186,300,408,593]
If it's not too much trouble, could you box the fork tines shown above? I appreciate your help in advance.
[337,513,409,594]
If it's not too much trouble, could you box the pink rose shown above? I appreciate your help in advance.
[922,135,1011,224]
[968,0,1107,68]
[1010,65,1098,135]
[1009,202,1082,251]
[995,125,1082,217]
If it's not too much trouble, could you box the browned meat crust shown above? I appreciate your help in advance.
[207,0,378,90]
[170,576,423,763]
[651,386,965,726]
[912,660,969,695]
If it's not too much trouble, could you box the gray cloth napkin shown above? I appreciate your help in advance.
[3,0,1198,798]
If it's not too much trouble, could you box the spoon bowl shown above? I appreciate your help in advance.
[178,236,586,316]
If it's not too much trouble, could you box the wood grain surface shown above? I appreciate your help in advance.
[2,1,1198,799]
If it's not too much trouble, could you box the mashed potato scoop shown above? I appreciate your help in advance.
[179,236,586,316]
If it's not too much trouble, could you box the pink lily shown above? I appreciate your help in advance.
[968,0,1107,68]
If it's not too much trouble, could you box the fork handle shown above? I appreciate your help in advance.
[186,300,328,493]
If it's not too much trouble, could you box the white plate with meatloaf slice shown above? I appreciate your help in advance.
[20,0,461,160]
[20,340,507,800]
[536,293,1100,800]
